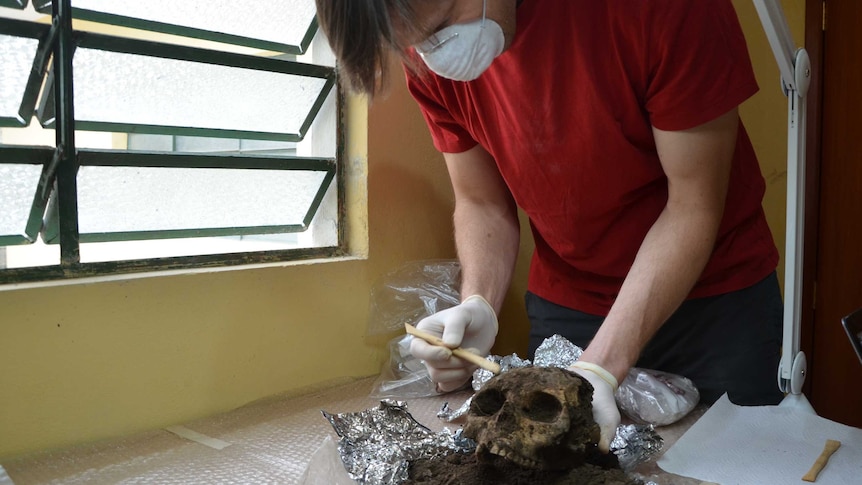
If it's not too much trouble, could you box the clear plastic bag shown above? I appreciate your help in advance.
[368,260,461,398]
[615,368,700,426]
[366,260,461,336]
[370,334,439,399]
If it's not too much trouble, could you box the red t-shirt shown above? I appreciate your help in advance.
[406,0,779,315]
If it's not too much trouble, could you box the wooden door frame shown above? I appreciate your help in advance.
[800,0,823,396]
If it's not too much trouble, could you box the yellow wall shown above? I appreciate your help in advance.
[735,0,806,292]
[0,0,804,459]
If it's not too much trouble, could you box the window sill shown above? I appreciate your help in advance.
[0,253,367,293]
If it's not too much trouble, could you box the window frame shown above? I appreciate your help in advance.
[0,0,347,285]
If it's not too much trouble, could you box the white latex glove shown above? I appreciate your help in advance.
[569,361,621,453]
[409,295,498,393]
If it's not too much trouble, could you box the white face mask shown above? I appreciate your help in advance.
[414,0,505,81]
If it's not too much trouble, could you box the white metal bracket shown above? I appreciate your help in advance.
[752,0,814,411]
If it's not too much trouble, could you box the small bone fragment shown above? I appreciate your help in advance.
[801,439,841,482]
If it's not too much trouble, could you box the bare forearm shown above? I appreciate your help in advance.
[579,109,739,382]
[443,146,520,313]
[454,200,520,313]
[581,204,721,382]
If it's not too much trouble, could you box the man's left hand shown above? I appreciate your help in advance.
[569,361,620,453]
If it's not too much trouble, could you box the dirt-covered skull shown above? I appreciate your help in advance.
[463,366,599,470]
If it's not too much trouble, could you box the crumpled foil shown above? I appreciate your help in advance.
[611,423,664,472]
[322,400,474,485]
[471,353,533,390]
[532,333,583,367]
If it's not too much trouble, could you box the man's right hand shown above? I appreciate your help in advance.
[409,295,498,392]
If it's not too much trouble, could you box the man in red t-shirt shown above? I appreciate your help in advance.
[316,0,784,452]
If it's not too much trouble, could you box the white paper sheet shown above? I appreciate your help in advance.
[658,394,862,485]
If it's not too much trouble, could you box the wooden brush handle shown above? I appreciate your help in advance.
[405,323,501,374]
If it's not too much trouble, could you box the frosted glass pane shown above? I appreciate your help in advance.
[127,133,173,151]
[174,136,239,153]
[174,137,297,154]
[76,166,327,235]
[69,0,318,53]
[239,139,297,154]
[128,134,297,155]
[0,164,41,241]
[0,34,38,123]
[72,48,329,137]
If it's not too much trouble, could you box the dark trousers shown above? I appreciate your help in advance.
[526,272,784,406]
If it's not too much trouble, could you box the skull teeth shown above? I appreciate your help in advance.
[488,443,540,469]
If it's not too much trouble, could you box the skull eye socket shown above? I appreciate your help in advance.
[471,388,506,416]
[523,391,563,422]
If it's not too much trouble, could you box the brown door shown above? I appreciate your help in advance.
[805,0,862,427]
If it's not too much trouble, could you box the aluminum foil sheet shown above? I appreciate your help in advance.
[532,333,584,367]
[611,423,664,472]
[322,400,474,485]
[470,353,532,390]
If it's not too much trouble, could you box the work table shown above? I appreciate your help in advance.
[2,376,710,484]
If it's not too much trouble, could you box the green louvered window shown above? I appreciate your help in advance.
[0,0,341,283]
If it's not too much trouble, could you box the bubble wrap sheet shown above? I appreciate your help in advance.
[1,376,707,485]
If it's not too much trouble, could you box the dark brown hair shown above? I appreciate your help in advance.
[315,0,425,96]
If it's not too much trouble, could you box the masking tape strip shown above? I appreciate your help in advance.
[0,464,16,485]
[165,425,231,450]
